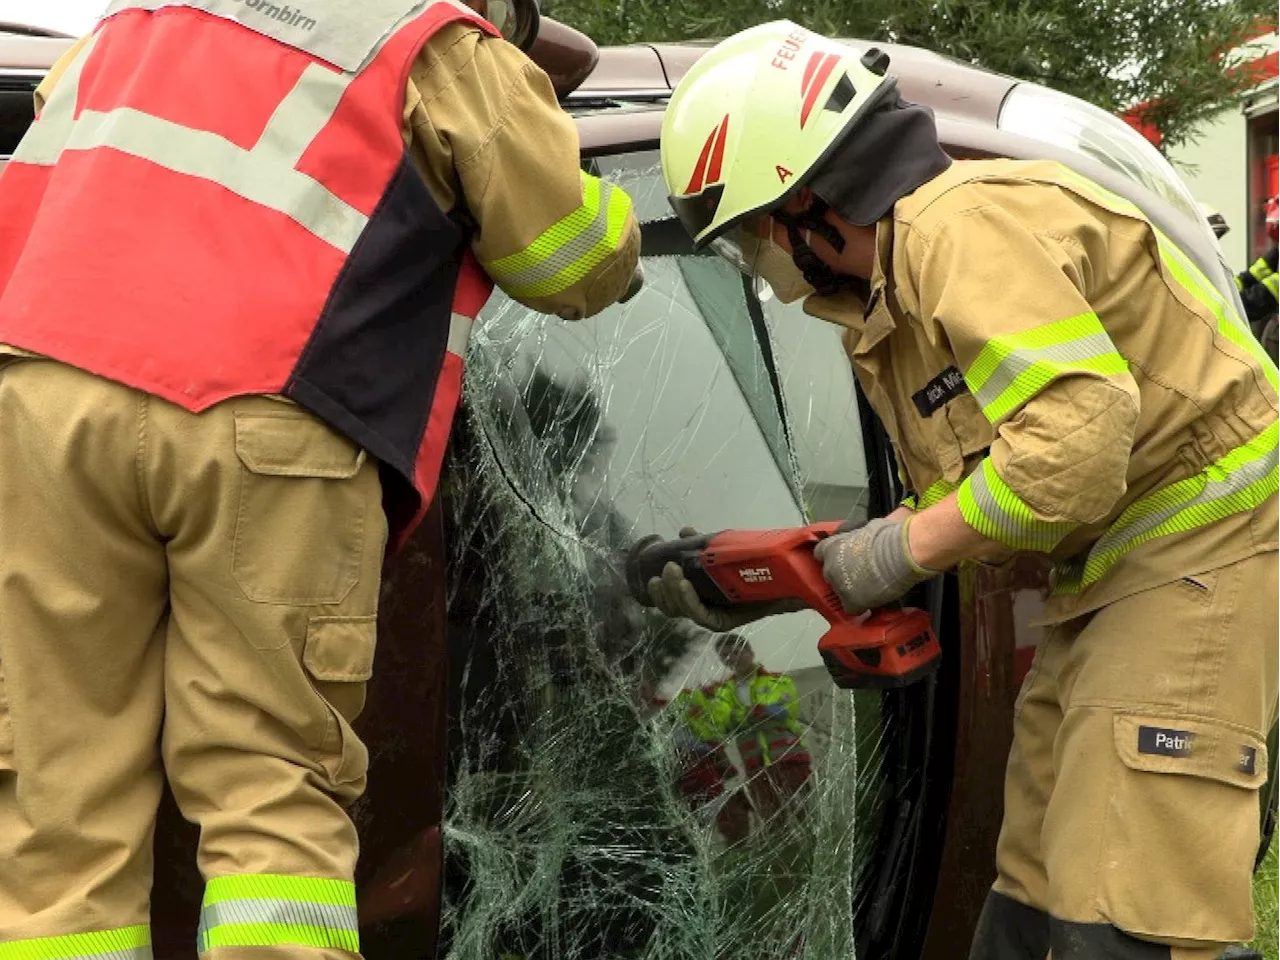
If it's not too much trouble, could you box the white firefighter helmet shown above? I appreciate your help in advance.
[660,20,897,249]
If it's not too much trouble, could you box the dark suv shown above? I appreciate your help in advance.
[0,13,1273,960]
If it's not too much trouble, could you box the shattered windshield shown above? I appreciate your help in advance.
[436,151,895,959]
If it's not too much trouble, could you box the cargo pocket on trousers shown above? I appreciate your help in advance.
[1099,713,1267,944]
[233,413,368,605]
[302,615,377,792]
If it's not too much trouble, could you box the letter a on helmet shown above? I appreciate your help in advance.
[661,20,897,247]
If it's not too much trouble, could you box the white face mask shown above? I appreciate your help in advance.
[741,232,815,305]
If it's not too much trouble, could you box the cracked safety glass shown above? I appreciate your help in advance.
[436,151,900,959]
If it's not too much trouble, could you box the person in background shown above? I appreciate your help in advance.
[712,635,813,820]
[1237,196,1278,362]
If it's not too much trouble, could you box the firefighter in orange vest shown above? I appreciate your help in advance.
[0,1,640,956]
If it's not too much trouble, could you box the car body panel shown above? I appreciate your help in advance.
[644,39,1017,128]
[0,19,1268,960]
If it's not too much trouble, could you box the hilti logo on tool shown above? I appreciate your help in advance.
[800,51,842,127]
[738,566,774,583]
[684,115,730,194]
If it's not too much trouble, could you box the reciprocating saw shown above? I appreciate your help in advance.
[624,522,942,689]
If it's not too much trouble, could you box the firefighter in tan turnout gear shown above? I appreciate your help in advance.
[654,20,1278,960]
[0,1,640,957]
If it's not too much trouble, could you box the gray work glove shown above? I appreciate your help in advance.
[812,516,939,616]
[646,526,805,632]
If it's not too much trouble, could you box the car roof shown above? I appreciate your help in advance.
[0,26,74,74]
[573,40,1016,126]
[0,29,1016,128]
[564,38,1017,156]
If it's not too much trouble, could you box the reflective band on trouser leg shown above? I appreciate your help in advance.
[1053,421,1279,594]
[484,171,635,299]
[0,925,152,960]
[962,311,1130,422]
[196,876,359,955]
[958,459,1078,551]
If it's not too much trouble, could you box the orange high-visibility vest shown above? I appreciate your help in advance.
[0,0,498,544]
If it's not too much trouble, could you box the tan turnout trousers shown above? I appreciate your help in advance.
[973,551,1278,960]
[0,358,387,959]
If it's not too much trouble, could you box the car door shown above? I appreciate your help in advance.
[0,59,39,173]
[381,145,961,960]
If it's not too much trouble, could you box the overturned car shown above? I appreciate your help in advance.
[0,6,1273,959]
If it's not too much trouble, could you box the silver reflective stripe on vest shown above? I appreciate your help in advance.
[62,107,368,252]
[104,0,467,72]
[11,32,100,166]
[447,312,473,357]
[258,62,350,167]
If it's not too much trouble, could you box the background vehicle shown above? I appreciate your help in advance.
[0,12,1273,960]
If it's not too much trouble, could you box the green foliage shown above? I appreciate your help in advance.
[1254,833,1278,960]
[542,0,1277,151]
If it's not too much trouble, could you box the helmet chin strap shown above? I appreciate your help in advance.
[772,198,849,297]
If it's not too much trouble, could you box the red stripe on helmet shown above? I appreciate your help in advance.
[684,124,717,194]
[684,115,730,194]
[800,53,839,128]
[706,115,729,185]
[801,50,823,93]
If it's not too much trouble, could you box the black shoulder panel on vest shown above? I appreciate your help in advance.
[288,153,464,495]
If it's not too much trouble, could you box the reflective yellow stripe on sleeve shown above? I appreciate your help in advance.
[485,171,634,300]
[958,458,1078,551]
[902,478,961,512]
[962,311,1130,422]
[1053,421,1278,594]
[0,925,152,960]
[1054,167,1279,391]
[197,875,359,956]
[918,478,960,509]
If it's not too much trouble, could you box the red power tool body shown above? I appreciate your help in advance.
[624,521,941,689]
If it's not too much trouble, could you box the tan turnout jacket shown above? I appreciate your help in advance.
[806,159,1278,623]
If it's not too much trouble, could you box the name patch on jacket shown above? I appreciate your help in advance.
[912,366,969,417]
[1137,726,1195,758]
[1239,745,1258,776]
